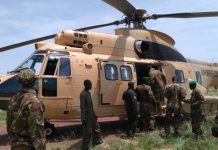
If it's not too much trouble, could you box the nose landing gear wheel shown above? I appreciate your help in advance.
[44,121,56,139]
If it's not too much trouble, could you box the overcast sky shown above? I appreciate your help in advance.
[0,0,218,75]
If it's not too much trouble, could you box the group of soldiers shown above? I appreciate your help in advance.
[122,67,205,138]
[5,67,217,150]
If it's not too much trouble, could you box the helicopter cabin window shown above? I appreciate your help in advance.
[104,64,118,80]
[195,71,202,85]
[175,70,185,83]
[16,55,44,75]
[44,57,59,75]
[59,58,71,76]
[120,65,132,81]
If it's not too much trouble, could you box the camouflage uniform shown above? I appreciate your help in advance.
[6,69,46,150]
[149,68,167,103]
[190,88,204,136]
[164,83,186,135]
[80,89,102,150]
[122,88,138,137]
[136,84,157,131]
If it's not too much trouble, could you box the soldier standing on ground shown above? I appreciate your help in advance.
[149,67,167,106]
[189,80,205,137]
[164,77,186,137]
[6,68,46,150]
[80,79,103,150]
[136,77,157,131]
[122,82,138,137]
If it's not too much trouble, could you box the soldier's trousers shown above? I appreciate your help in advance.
[164,107,181,135]
[126,104,138,137]
[191,110,203,136]
[140,103,155,131]
[82,118,102,150]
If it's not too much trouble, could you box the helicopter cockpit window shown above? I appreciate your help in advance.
[59,58,71,76]
[175,70,185,83]
[104,64,118,80]
[16,55,44,75]
[120,65,132,81]
[195,71,202,85]
[44,57,59,75]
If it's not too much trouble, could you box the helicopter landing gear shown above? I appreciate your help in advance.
[44,121,56,139]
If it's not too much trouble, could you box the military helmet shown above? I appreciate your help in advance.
[18,68,35,86]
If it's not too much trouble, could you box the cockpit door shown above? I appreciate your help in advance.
[99,60,136,105]
[39,55,73,119]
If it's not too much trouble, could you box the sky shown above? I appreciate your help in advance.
[0,0,218,75]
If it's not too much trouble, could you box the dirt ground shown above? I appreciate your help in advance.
[0,117,127,150]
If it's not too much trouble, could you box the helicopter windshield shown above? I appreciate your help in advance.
[15,55,44,75]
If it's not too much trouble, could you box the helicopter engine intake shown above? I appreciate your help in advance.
[55,30,88,48]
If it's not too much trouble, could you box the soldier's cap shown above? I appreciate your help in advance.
[189,80,196,85]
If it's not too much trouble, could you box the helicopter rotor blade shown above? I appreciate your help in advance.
[0,20,123,52]
[0,34,56,52]
[147,11,218,19]
[102,0,136,17]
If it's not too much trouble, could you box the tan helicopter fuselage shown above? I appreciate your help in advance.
[0,28,218,120]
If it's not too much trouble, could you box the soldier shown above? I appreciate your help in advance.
[149,67,167,105]
[164,77,186,137]
[122,82,138,137]
[189,80,204,137]
[6,68,46,150]
[80,79,103,150]
[136,77,157,131]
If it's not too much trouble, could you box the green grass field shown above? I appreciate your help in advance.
[207,88,218,96]
[92,118,218,150]
[0,109,6,128]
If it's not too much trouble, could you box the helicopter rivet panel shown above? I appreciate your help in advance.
[55,30,88,48]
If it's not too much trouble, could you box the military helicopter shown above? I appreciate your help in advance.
[0,0,218,137]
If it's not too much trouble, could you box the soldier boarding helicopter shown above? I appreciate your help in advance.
[0,0,218,137]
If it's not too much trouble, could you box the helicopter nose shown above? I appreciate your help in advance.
[0,75,21,110]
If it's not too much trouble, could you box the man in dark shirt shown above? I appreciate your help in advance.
[80,80,103,150]
[122,82,138,137]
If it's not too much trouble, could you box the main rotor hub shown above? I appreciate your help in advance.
[129,9,147,29]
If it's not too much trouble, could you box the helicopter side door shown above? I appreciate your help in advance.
[39,55,73,119]
[99,60,136,105]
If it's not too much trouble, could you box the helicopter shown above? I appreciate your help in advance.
[0,0,218,137]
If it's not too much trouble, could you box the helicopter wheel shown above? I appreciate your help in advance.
[44,121,56,139]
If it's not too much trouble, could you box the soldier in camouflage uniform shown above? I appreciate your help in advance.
[122,82,138,137]
[164,77,186,136]
[149,67,167,105]
[136,77,157,131]
[80,80,103,150]
[6,68,46,150]
[189,80,204,137]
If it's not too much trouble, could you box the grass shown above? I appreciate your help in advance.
[92,117,218,150]
[207,88,218,96]
[0,109,6,128]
